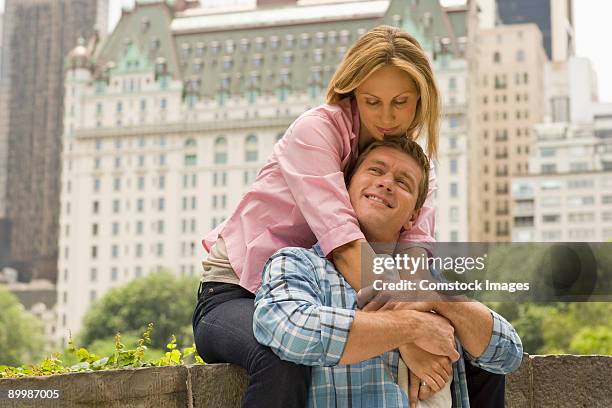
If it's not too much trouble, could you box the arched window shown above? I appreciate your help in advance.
[214,136,228,164]
[245,134,258,162]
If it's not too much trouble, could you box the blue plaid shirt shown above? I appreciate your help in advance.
[254,245,523,408]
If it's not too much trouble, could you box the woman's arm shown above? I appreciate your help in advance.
[276,113,367,285]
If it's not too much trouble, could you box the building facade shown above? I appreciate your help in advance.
[56,0,473,343]
[512,109,612,242]
[496,0,574,62]
[0,0,107,280]
[469,24,546,242]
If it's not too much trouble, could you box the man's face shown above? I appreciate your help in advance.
[347,146,423,243]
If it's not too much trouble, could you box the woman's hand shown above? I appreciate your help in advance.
[400,343,452,393]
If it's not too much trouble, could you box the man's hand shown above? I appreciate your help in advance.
[399,343,452,392]
[410,311,460,362]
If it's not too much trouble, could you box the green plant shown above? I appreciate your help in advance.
[0,323,204,379]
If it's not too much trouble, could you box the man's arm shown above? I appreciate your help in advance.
[434,303,523,374]
[434,301,493,357]
[253,250,458,367]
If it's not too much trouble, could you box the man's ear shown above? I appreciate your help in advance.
[403,208,421,231]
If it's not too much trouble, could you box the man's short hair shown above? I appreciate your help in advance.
[346,135,430,210]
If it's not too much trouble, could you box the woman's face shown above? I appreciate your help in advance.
[355,65,419,144]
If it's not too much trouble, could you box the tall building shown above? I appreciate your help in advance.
[496,0,574,62]
[512,105,612,242]
[433,2,471,242]
[512,56,611,242]
[0,0,108,280]
[56,0,471,344]
[469,24,547,241]
[0,9,11,266]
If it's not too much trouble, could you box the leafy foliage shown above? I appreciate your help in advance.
[0,323,204,378]
[79,272,198,349]
[0,286,44,366]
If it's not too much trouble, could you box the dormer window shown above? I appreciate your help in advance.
[150,37,161,51]
[220,74,231,90]
[222,56,233,70]
[339,30,351,44]
[315,32,325,46]
[285,34,295,48]
[252,54,263,68]
[240,38,250,52]
[282,51,294,65]
[314,49,324,63]
[255,37,265,51]
[192,59,204,73]
[195,42,206,57]
[141,18,150,32]
[181,43,191,58]
[211,41,220,55]
[328,31,337,45]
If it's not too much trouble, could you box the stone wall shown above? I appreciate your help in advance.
[0,355,610,407]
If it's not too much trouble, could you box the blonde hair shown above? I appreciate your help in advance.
[346,135,430,211]
[326,25,440,159]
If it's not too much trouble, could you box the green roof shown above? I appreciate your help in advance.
[91,0,466,100]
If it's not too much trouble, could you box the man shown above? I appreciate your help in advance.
[253,136,522,407]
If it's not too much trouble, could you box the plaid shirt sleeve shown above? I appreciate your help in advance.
[464,310,523,374]
[253,249,355,367]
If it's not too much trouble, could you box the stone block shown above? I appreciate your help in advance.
[531,355,612,408]
[505,353,532,408]
[189,364,247,408]
[0,365,188,407]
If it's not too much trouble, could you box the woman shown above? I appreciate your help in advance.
[192,25,440,407]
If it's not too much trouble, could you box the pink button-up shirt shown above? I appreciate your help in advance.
[203,97,437,293]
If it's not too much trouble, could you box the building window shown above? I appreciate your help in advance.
[450,159,458,174]
[112,245,119,258]
[111,267,118,281]
[245,134,258,162]
[214,136,228,164]
[112,222,119,235]
[113,177,121,191]
[113,199,120,213]
[493,51,501,63]
[450,182,458,198]
[136,221,143,235]
[158,197,165,211]
[516,49,525,62]
[90,268,97,282]
[449,206,459,223]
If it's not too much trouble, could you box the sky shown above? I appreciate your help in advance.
[0,0,610,101]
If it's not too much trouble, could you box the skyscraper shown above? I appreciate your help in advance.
[496,0,574,62]
[0,0,107,281]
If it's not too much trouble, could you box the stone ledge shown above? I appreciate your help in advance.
[0,355,610,407]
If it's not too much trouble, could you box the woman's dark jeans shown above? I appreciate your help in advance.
[192,282,311,408]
